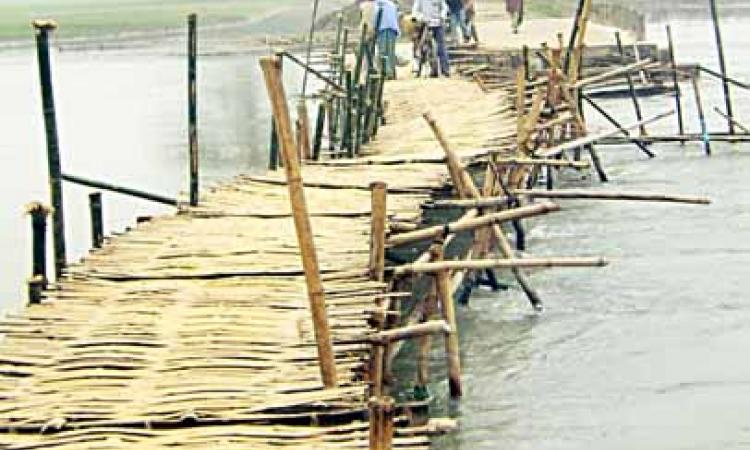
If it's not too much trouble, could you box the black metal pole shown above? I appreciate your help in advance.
[187,14,199,206]
[269,118,279,170]
[708,0,734,134]
[581,94,655,158]
[33,20,66,279]
[615,31,646,137]
[666,25,685,141]
[62,173,178,206]
[89,192,104,249]
[27,202,48,304]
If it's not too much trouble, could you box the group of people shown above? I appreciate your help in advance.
[359,0,522,80]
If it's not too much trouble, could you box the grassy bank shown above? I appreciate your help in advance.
[0,0,342,41]
[525,0,578,18]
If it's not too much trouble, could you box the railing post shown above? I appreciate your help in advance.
[89,192,104,249]
[33,19,66,279]
[666,25,685,142]
[187,13,199,206]
[27,202,49,304]
[259,55,338,388]
[429,239,463,398]
[369,182,387,282]
[708,0,734,134]
[312,101,326,161]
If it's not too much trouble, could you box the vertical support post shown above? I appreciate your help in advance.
[522,45,531,81]
[417,286,437,388]
[312,101,326,161]
[33,20,66,279]
[260,56,338,388]
[187,14,199,206]
[666,25,685,141]
[89,192,104,249]
[27,202,49,304]
[344,70,354,158]
[368,397,384,450]
[615,31,646,136]
[297,100,313,160]
[369,182,387,282]
[430,239,462,398]
[708,0,734,134]
[692,76,712,156]
[269,118,280,170]
[382,397,395,450]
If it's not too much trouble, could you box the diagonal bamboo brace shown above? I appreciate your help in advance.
[423,112,545,311]
[260,56,338,388]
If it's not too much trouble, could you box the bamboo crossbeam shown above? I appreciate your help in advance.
[698,65,750,91]
[393,257,609,276]
[535,110,674,158]
[512,189,711,205]
[61,173,178,206]
[426,196,511,209]
[369,320,450,345]
[386,202,560,248]
[572,60,655,89]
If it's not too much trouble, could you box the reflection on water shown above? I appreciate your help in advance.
[428,17,750,450]
[0,41,308,311]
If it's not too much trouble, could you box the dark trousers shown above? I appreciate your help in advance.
[429,25,450,76]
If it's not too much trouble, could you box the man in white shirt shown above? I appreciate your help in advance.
[412,0,451,77]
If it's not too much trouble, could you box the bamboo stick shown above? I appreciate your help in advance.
[572,60,654,89]
[297,99,313,160]
[259,56,337,389]
[26,202,49,304]
[615,31,646,137]
[387,203,559,248]
[369,182,387,282]
[61,173,178,207]
[713,107,750,134]
[394,256,609,275]
[187,14,199,206]
[369,320,450,344]
[691,76,711,156]
[430,242,462,398]
[423,113,545,310]
[708,0,734,134]
[666,25,685,140]
[535,110,674,158]
[33,19,66,278]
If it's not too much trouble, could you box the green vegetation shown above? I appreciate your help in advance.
[0,0,313,41]
[526,0,578,18]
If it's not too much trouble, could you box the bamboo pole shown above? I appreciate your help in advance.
[369,320,450,344]
[535,110,675,158]
[666,25,685,140]
[387,203,559,248]
[259,56,337,388]
[89,192,104,249]
[301,0,320,96]
[691,76,712,156]
[394,256,609,275]
[368,397,383,450]
[382,396,395,450]
[417,286,437,387]
[572,60,653,89]
[269,118,280,170]
[713,107,750,134]
[430,241,462,398]
[369,182,387,282]
[423,113,545,310]
[698,65,750,91]
[708,0,734,134]
[33,19,66,278]
[187,14,199,206]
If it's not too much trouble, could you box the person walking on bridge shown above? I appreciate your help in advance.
[506,0,524,34]
[412,0,450,77]
[374,0,400,80]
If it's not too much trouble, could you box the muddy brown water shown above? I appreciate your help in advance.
[1,11,750,450]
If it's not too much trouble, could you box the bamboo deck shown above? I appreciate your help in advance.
[0,76,511,448]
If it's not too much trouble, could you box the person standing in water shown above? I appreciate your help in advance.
[506,0,524,34]
[412,0,450,77]
[374,0,401,79]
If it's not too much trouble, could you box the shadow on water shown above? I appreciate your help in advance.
[427,15,750,450]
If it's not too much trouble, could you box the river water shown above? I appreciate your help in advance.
[428,14,750,450]
[1,7,750,450]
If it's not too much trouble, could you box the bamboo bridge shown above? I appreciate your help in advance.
[0,0,730,448]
